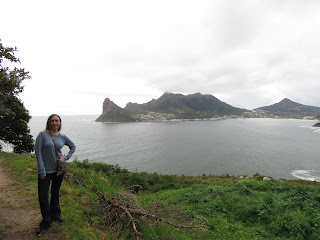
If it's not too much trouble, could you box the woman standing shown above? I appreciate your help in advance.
[35,114,76,236]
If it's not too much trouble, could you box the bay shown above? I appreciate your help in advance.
[28,116,320,181]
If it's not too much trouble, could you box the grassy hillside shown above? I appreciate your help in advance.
[1,152,320,239]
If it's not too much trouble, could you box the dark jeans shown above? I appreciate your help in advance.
[38,173,64,227]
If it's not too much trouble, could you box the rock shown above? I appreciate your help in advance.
[102,98,118,112]
[263,177,272,181]
[239,174,250,179]
[313,122,320,127]
[96,98,135,122]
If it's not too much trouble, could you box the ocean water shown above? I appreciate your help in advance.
[28,116,320,181]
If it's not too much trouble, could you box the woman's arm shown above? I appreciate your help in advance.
[35,132,46,177]
[63,135,76,161]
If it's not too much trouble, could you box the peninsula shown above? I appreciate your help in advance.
[96,93,320,122]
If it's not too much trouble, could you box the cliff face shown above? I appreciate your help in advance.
[96,98,135,122]
[102,98,118,112]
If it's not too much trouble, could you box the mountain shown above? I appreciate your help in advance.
[96,98,135,122]
[96,95,320,122]
[125,92,247,119]
[256,98,320,117]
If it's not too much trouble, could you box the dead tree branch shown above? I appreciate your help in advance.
[66,174,205,239]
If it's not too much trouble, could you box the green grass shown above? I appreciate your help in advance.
[1,152,320,239]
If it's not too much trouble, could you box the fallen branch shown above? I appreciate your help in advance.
[67,174,205,239]
[88,177,205,229]
[104,197,204,229]
[88,177,140,239]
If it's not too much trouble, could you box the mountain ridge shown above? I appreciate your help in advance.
[96,93,320,122]
[125,92,247,119]
[256,98,320,117]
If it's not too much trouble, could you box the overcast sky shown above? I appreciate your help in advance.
[1,0,320,116]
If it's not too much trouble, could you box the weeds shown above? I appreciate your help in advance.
[2,153,320,239]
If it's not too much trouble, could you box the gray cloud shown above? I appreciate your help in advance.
[2,0,320,115]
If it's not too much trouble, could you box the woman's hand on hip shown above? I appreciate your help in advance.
[59,155,65,163]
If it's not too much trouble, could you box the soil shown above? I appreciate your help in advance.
[0,157,64,240]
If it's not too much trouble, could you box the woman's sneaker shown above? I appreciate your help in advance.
[36,225,50,236]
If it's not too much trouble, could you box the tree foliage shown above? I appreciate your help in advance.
[0,39,33,153]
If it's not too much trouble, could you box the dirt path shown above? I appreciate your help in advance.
[0,157,63,240]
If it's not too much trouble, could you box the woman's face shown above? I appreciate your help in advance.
[50,115,61,132]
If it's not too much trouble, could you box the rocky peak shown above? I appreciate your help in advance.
[97,98,135,122]
[278,98,296,105]
[102,98,119,113]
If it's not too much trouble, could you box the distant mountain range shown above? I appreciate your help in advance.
[96,93,320,122]
[256,98,320,117]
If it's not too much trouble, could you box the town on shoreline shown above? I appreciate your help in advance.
[133,110,319,123]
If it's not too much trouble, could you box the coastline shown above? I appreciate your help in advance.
[129,115,319,123]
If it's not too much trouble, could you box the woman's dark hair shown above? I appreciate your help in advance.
[46,114,62,132]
